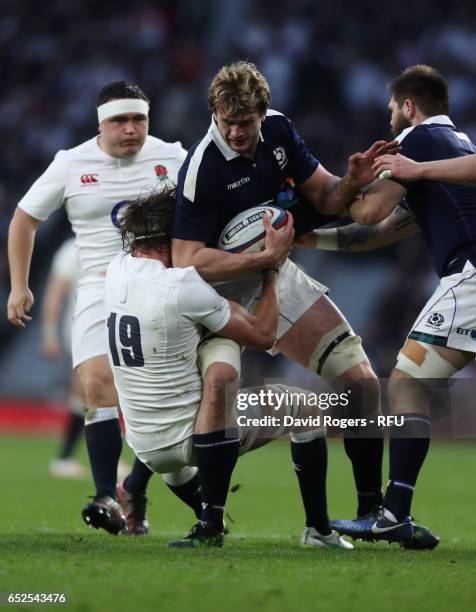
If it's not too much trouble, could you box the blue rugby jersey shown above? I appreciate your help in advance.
[395,116,476,277]
[173,110,337,245]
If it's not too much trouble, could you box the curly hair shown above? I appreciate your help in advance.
[119,186,176,254]
[208,61,271,116]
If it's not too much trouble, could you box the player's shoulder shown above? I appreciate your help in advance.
[50,137,101,169]
[262,108,298,143]
[179,131,223,201]
[145,135,187,157]
[397,116,457,145]
[106,251,126,278]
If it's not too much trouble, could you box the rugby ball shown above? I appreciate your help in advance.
[218,205,288,253]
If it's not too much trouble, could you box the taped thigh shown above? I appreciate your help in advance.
[308,322,368,382]
[396,340,458,379]
[197,335,241,377]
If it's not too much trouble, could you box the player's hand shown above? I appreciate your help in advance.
[372,153,422,181]
[348,140,401,187]
[263,211,295,267]
[41,337,62,360]
[7,287,34,328]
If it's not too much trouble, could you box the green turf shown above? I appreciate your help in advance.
[0,435,475,612]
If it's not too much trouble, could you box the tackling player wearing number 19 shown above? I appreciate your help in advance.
[7,81,186,535]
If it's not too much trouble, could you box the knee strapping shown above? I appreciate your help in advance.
[308,323,367,382]
[396,341,458,380]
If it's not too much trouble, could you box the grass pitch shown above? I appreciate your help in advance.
[0,435,475,612]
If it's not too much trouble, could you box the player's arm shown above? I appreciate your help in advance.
[7,152,67,327]
[172,213,294,282]
[299,140,400,216]
[7,208,42,327]
[218,271,279,350]
[294,204,419,252]
[346,178,408,225]
[373,152,476,185]
[40,274,71,360]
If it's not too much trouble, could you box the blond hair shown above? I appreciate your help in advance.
[208,61,271,116]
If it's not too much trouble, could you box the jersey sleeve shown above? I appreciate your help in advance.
[17,150,68,221]
[177,268,231,332]
[173,149,222,244]
[283,117,320,184]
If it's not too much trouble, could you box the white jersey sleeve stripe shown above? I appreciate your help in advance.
[183,133,212,203]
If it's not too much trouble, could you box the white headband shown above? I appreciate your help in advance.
[97,99,149,123]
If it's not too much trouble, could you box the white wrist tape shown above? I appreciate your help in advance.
[315,228,339,251]
[97,99,149,123]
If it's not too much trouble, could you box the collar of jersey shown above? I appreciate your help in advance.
[208,117,264,161]
[396,115,455,143]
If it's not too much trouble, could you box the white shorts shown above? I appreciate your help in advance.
[213,258,329,355]
[408,261,476,353]
[135,384,318,474]
[71,282,106,369]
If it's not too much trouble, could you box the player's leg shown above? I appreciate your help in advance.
[191,338,241,534]
[335,341,472,545]
[274,292,384,517]
[343,267,476,544]
[383,341,473,527]
[77,354,128,534]
[137,438,222,547]
[237,384,352,549]
[49,372,86,479]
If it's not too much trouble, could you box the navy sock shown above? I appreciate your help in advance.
[384,413,431,520]
[193,429,240,527]
[124,457,153,496]
[291,437,330,535]
[166,472,202,519]
[343,436,384,516]
[59,412,84,459]
[85,418,122,499]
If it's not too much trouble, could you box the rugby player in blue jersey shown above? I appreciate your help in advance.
[325,65,476,545]
[170,60,404,546]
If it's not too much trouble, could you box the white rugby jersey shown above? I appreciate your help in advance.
[105,252,231,452]
[19,135,186,285]
[49,237,79,345]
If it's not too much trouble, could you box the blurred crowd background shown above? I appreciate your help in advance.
[1,0,476,400]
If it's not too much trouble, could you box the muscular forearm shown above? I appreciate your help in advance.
[8,209,40,289]
[178,246,275,282]
[419,155,476,184]
[318,175,365,216]
[296,206,418,252]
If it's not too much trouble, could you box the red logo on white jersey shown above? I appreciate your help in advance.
[80,173,99,185]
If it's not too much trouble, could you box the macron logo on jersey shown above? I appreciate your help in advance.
[80,173,99,185]
[227,176,251,190]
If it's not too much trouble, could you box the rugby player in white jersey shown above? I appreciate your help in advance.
[41,237,86,479]
[7,81,187,535]
[105,187,352,549]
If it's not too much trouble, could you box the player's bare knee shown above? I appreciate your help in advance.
[203,363,239,397]
[80,373,114,408]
